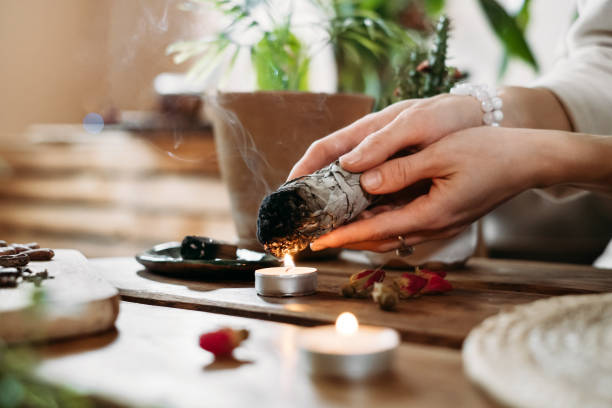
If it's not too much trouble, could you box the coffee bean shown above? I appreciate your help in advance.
[0,267,20,278]
[0,253,30,267]
[23,249,54,261]
[11,244,30,253]
[0,247,16,256]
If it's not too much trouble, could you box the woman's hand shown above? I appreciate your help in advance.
[287,93,482,180]
[309,126,557,252]
[287,87,572,183]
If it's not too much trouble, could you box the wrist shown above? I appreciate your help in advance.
[497,86,573,131]
[522,130,612,192]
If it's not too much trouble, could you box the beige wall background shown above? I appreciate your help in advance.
[0,0,575,142]
[0,0,210,142]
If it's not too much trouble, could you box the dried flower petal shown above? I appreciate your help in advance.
[372,282,399,311]
[421,275,453,294]
[341,269,386,298]
[393,273,427,298]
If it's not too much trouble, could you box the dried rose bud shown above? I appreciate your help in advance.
[199,328,249,358]
[393,273,427,298]
[372,282,399,311]
[341,269,386,298]
[421,274,452,294]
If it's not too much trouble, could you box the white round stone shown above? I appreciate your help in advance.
[481,100,493,112]
[483,112,494,125]
[492,97,503,110]
[493,110,504,122]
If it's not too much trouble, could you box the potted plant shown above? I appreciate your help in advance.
[168,0,535,252]
[167,0,410,250]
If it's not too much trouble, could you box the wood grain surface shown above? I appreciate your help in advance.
[3,126,219,176]
[0,125,231,258]
[91,256,612,348]
[36,301,494,408]
[0,250,120,343]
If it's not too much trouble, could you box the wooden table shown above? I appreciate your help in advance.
[91,256,612,348]
[32,255,612,407]
[37,301,491,408]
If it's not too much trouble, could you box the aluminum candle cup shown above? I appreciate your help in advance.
[254,266,318,297]
[297,312,400,380]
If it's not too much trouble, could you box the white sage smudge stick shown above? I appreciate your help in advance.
[257,161,372,257]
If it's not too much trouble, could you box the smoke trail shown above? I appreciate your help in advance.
[204,92,273,193]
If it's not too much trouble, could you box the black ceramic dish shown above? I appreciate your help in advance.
[135,242,280,280]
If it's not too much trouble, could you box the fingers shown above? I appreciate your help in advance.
[339,94,482,173]
[314,220,467,253]
[339,107,427,173]
[310,194,438,251]
[360,150,439,195]
[343,238,401,252]
[287,100,415,180]
[342,225,466,252]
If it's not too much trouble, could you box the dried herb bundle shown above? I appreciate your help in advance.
[257,161,371,257]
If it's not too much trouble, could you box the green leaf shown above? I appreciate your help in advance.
[342,32,386,57]
[251,26,309,91]
[359,0,386,11]
[515,0,531,31]
[478,0,538,71]
[362,63,381,99]
[425,0,446,16]
[339,41,362,64]
[0,376,25,408]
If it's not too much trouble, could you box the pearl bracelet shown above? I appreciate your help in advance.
[450,83,504,127]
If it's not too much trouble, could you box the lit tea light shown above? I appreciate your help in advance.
[254,254,317,297]
[297,312,399,380]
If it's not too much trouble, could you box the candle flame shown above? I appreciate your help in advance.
[283,254,295,269]
[335,312,359,336]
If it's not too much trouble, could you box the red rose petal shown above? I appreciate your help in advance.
[421,275,453,294]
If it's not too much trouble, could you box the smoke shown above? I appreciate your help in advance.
[203,93,273,193]
[141,0,170,33]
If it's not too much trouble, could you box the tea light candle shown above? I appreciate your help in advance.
[254,254,317,297]
[297,312,400,380]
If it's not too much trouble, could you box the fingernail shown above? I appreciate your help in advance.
[340,150,362,167]
[361,170,382,190]
[310,241,326,252]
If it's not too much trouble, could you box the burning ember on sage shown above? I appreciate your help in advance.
[256,161,372,257]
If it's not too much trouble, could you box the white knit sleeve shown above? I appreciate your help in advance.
[533,0,612,135]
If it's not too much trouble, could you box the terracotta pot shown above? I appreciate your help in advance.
[207,91,374,250]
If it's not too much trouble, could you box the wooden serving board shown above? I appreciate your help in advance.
[0,249,120,343]
[91,256,612,348]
